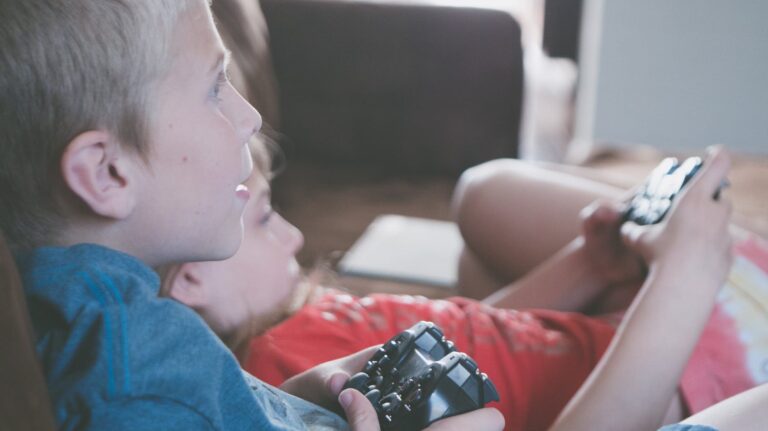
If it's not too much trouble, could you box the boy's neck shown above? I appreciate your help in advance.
[57,216,159,267]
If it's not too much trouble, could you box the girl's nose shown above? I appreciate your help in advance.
[273,213,304,255]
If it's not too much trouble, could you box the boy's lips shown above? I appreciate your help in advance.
[235,165,254,200]
[235,184,250,200]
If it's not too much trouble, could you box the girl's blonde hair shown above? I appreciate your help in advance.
[0,0,203,251]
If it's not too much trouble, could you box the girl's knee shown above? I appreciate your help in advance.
[451,158,528,224]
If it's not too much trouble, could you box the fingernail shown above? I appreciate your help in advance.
[340,390,353,409]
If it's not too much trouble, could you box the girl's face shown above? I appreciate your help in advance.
[172,172,305,343]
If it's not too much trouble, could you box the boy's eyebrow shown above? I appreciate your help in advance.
[209,49,232,75]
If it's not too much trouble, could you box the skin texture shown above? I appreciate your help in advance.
[682,383,768,430]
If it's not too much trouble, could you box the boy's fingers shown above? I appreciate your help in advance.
[687,146,731,199]
[323,345,383,396]
[327,372,350,397]
[423,408,505,431]
[339,389,380,431]
[346,345,382,371]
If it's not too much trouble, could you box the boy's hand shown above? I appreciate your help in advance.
[339,388,504,431]
[620,146,733,289]
[282,345,504,430]
[279,345,381,412]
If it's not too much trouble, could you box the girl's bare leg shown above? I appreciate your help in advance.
[681,383,768,430]
[451,158,624,299]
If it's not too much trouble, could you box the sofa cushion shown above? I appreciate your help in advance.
[261,0,524,175]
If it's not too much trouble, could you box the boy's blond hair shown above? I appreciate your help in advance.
[0,0,201,252]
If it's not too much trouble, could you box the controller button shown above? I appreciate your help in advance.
[378,354,392,369]
[381,393,402,413]
[346,372,371,392]
[365,389,382,405]
[415,332,438,353]
[447,362,471,385]
[362,360,377,374]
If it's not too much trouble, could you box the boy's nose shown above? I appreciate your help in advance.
[233,88,262,144]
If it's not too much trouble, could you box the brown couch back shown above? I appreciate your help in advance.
[0,231,55,430]
[261,0,524,175]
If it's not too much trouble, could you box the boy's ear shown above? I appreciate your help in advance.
[164,263,209,308]
[60,130,139,219]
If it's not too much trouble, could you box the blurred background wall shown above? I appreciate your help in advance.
[573,0,768,158]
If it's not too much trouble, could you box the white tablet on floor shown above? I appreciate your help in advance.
[338,214,463,288]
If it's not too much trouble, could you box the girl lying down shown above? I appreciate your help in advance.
[161,143,768,431]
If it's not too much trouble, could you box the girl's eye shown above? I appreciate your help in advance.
[259,205,274,226]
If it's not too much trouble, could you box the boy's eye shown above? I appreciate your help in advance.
[210,71,229,102]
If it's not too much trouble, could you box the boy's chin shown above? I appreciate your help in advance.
[200,235,243,263]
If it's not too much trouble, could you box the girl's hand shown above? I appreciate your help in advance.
[339,388,504,431]
[620,146,734,289]
[579,199,646,287]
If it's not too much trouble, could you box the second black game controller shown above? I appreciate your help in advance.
[343,321,499,431]
[624,156,717,225]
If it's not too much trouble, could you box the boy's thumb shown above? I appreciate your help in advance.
[339,389,380,431]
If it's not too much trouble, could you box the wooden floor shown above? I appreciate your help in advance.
[272,147,768,297]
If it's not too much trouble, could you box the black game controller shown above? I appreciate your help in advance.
[624,156,708,225]
[343,321,499,431]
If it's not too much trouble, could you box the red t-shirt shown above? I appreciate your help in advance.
[246,292,616,430]
[246,237,768,430]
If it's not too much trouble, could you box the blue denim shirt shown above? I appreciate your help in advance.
[19,244,349,430]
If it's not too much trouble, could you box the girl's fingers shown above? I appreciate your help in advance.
[685,146,731,201]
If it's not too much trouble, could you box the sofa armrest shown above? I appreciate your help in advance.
[261,0,524,175]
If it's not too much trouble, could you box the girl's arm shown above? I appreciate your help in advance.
[483,236,614,311]
[485,199,645,312]
[453,158,642,311]
[549,147,733,431]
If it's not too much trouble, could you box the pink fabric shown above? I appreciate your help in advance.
[681,234,768,413]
